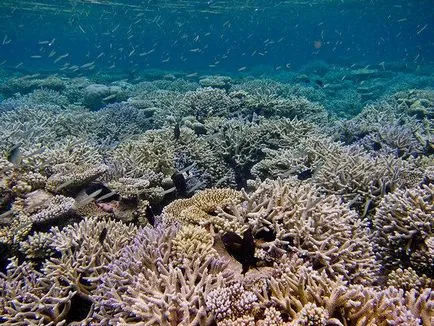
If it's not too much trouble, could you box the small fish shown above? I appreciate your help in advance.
[7,144,22,166]
[102,93,117,102]
[222,228,256,274]
[174,122,181,140]
[297,169,314,180]
[171,172,187,194]
[145,205,155,226]
[99,227,108,244]
[85,183,118,202]
[54,53,69,64]
[314,79,324,88]
[80,61,95,69]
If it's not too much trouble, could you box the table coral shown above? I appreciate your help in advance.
[161,187,242,231]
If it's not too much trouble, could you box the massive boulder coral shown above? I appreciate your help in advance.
[373,183,434,276]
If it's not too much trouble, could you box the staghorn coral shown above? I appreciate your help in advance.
[393,89,434,119]
[93,225,233,325]
[0,257,79,325]
[199,75,232,91]
[218,179,379,285]
[110,128,176,178]
[205,117,317,188]
[373,183,434,276]
[0,75,66,97]
[43,217,138,296]
[0,194,75,250]
[265,257,424,325]
[161,187,242,231]
[312,144,424,215]
[251,132,337,180]
[96,102,153,140]
[242,93,328,123]
[180,87,242,120]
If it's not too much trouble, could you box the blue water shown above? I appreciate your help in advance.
[0,0,432,75]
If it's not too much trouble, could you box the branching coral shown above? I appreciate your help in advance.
[0,75,66,97]
[110,129,176,178]
[93,225,233,325]
[206,281,258,323]
[205,117,317,188]
[170,225,218,266]
[312,144,424,215]
[46,163,108,193]
[43,216,138,296]
[264,256,425,325]
[0,258,78,325]
[218,179,379,285]
[373,183,434,276]
[0,194,75,249]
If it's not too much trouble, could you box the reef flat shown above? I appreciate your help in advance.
[0,63,433,325]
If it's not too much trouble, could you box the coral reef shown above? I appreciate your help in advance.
[0,70,433,325]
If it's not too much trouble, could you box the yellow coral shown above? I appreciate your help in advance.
[162,188,242,229]
[170,225,217,266]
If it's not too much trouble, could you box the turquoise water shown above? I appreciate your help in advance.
[1,0,433,75]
